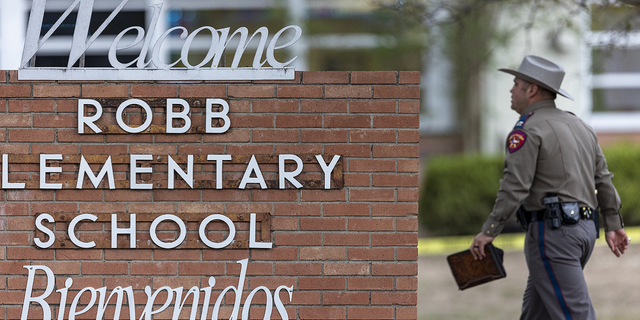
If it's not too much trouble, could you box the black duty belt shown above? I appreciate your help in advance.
[529,206,594,222]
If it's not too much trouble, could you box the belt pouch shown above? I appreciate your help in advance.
[561,202,580,225]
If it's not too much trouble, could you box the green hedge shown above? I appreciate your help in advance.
[420,144,640,236]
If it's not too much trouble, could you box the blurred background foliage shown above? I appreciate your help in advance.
[420,143,640,236]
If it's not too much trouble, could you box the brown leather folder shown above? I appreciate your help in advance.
[446,243,506,290]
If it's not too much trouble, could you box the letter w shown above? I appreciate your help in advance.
[21,0,130,68]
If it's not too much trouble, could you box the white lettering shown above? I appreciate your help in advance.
[250,213,272,249]
[279,155,303,189]
[2,154,25,189]
[199,214,236,249]
[206,99,231,133]
[21,265,54,320]
[149,214,186,249]
[168,155,193,189]
[40,154,62,189]
[78,99,103,133]
[34,214,55,249]
[117,99,152,133]
[240,155,267,189]
[68,214,97,248]
[207,154,232,189]
[166,99,192,134]
[77,156,115,189]
[316,155,341,189]
[130,154,153,189]
[111,213,136,249]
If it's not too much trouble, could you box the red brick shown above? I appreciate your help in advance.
[228,114,273,128]
[396,276,418,290]
[201,189,250,201]
[303,71,349,84]
[179,85,226,97]
[372,203,419,216]
[251,247,298,261]
[398,188,419,202]
[300,247,346,261]
[372,262,417,275]
[275,232,321,246]
[300,218,346,231]
[348,277,394,290]
[56,99,77,112]
[324,203,369,216]
[131,84,178,97]
[1,70,6,83]
[201,129,251,143]
[399,130,420,143]
[0,114,29,127]
[81,262,128,275]
[325,115,371,128]
[252,129,298,142]
[274,203,321,216]
[323,292,369,305]
[34,85,79,97]
[56,190,103,201]
[348,218,394,231]
[324,263,370,276]
[349,189,395,202]
[252,100,298,113]
[130,262,177,275]
[105,250,153,260]
[301,100,347,113]
[8,129,54,142]
[301,130,347,143]
[325,145,371,157]
[154,190,201,201]
[397,217,419,232]
[299,307,346,320]
[372,233,418,246]
[371,292,417,305]
[275,262,321,275]
[276,144,322,154]
[301,189,346,202]
[252,190,298,202]
[82,84,128,97]
[398,247,419,261]
[7,190,54,201]
[350,100,396,113]
[349,159,395,172]
[399,71,421,84]
[6,217,33,230]
[276,114,322,128]
[0,85,31,97]
[56,249,103,260]
[179,262,224,275]
[253,71,302,84]
[372,174,419,187]
[374,115,420,128]
[229,85,274,98]
[373,145,419,158]
[8,100,54,112]
[351,71,397,84]
[105,190,153,202]
[299,277,345,290]
[277,85,323,98]
[350,129,396,143]
[0,203,29,216]
[58,129,105,143]
[325,85,371,99]
[349,248,395,261]
[348,307,395,319]
[344,173,370,187]
[399,100,420,114]
[271,217,298,230]
[374,85,420,99]
[6,247,54,260]
[324,233,369,246]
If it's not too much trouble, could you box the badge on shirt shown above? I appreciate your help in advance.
[507,130,527,153]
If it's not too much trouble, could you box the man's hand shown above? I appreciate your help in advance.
[605,228,631,257]
[471,233,495,260]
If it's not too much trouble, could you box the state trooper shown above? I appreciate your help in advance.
[470,55,631,320]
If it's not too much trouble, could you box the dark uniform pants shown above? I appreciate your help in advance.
[520,219,597,320]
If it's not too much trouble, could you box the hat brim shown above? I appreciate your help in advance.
[499,68,574,101]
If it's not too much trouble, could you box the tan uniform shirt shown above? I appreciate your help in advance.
[481,100,624,237]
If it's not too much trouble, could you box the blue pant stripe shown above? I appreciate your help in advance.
[538,222,573,320]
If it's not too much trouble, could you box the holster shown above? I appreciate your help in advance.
[544,193,562,229]
[516,206,531,231]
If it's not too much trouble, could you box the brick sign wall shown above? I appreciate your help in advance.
[0,70,420,320]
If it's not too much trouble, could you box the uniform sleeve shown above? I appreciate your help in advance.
[594,144,624,231]
[481,128,539,237]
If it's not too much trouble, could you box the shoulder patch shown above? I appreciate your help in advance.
[507,130,527,153]
[514,112,534,130]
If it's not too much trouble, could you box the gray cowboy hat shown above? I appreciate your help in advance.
[499,55,574,101]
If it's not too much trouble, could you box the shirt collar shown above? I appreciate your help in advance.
[521,99,556,115]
